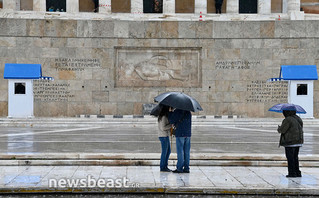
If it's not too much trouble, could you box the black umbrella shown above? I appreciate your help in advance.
[154,92,203,112]
[150,104,161,116]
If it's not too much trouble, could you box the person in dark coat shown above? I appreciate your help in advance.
[93,0,99,12]
[277,110,304,177]
[153,0,163,13]
[168,108,192,173]
[215,0,223,14]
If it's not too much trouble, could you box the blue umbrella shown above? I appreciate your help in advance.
[268,103,306,114]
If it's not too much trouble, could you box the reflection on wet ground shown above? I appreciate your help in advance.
[1,165,318,197]
[0,121,318,197]
[0,125,318,154]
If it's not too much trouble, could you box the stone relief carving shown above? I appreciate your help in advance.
[134,55,184,81]
[116,48,201,87]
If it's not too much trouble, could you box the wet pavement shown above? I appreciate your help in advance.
[0,117,318,195]
[0,165,319,195]
[0,117,318,155]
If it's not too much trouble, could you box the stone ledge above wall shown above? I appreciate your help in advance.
[76,115,239,119]
[1,18,319,39]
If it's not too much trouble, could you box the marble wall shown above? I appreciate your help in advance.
[0,19,318,117]
[115,47,201,87]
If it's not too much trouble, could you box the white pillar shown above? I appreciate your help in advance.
[258,0,271,14]
[287,0,300,13]
[3,0,20,10]
[99,0,111,13]
[163,0,175,14]
[195,0,207,14]
[282,0,288,13]
[226,0,238,14]
[287,0,303,20]
[33,0,46,11]
[67,0,79,13]
[131,0,143,14]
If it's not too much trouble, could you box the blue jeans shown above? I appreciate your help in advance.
[159,137,171,170]
[176,137,191,172]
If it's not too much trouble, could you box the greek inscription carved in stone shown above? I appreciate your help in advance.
[215,60,261,70]
[246,80,288,103]
[54,58,101,71]
[33,81,75,102]
[116,48,201,87]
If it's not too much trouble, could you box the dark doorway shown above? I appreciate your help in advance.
[239,0,257,13]
[46,0,66,12]
[79,0,99,12]
[143,0,163,13]
[93,0,99,12]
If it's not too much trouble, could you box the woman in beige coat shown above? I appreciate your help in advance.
[157,105,172,172]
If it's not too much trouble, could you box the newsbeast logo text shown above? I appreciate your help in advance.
[49,175,139,188]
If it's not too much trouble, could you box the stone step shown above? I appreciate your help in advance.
[0,153,318,167]
[1,117,319,127]
[1,159,318,167]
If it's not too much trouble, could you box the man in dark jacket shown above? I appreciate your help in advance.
[215,0,223,14]
[169,108,192,173]
[278,110,303,177]
[153,0,162,13]
[93,0,99,12]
